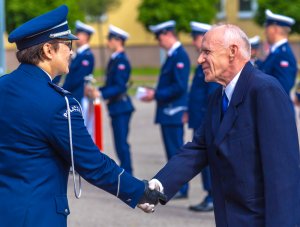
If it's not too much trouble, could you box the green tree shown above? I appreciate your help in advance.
[137,0,218,33]
[5,0,84,33]
[78,0,120,20]
[254,0,300,33]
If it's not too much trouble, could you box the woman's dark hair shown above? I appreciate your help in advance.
[16,40,60,65]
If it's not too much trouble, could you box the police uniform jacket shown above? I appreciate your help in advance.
[188,65,219,129]
[0,64,144,227]
[100,52,134,117]
[154,62,300,227]
[63,46,94,101]
[155,45,190,125]
[258,41,297,95]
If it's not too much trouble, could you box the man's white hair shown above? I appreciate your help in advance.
[213,24,251,60]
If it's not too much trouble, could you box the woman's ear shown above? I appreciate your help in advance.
[42,43,54,60]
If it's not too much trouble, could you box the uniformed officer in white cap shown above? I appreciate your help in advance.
[258,9,297,103]
[186,21,219,212]
[249,35,262,67]
[141,20,190,199]
[85,25,135,175]
[59,20,95,105]
[0,5,166,226]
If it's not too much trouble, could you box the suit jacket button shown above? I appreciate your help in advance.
[65,208,69,213]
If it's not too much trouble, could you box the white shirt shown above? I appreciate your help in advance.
[223,68,243,105]
[270,39,287,53]
[111,51,121,60]
[167,41,181,56]
[76,44,90,54]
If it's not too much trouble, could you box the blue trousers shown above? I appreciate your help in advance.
[160,124,188,195]
[111,112,133,174]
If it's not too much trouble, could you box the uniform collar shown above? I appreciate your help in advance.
[270,39,287,53]
[19,63,52,82]
[111,51,123,59]
[39,67,53,81]
[223,68,243,104]
[76,44,90,54]
[167,41,181,56]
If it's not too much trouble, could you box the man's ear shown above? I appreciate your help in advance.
[229,44,238,61]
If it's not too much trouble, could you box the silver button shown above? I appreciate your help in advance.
[65,208,69,213]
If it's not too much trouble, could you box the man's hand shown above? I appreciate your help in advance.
[84,85,100,99]
[137,180,167,213]
[141,88,155,102]
[148,179,164,193]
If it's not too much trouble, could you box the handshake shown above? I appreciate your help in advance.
[137,179,167,213]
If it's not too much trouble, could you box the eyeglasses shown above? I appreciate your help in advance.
[57,40,73,50]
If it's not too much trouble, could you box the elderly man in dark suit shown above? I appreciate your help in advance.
[139,24,300,227]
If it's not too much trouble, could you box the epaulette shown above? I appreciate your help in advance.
[48,81,71,96]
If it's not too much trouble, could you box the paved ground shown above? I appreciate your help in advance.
[67,99,215,227]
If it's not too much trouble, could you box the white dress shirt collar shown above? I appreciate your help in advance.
[76,44,90,54]
[111,51,122,59]
[270,39,287,53]
[167,41,181,56]
[223,68,243,104]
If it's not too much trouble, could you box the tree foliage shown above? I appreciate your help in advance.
[78,0,120,21]
[5,0,84,33]
[255,0,300,33]
[137,0,218,33]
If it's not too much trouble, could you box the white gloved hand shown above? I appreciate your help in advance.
[148,179,164,193]
[137,203,155,213]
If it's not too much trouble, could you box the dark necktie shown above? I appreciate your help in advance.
[221,92,229,119]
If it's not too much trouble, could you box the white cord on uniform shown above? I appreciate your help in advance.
[65,96,82,199]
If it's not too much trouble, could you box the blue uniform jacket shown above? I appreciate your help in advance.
[258,42,297,95]
[63,47,95,101]
[100,52,134,117]
[155,45,190,125]
[188,65,219,129]
[154,62,300,227]
[0,64,144,227]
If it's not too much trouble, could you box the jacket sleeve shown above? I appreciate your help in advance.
[154,125,208,201]
[100,59,130,100]
[256,82,300,226]
[48,95,144,208]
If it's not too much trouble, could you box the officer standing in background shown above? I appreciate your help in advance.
[186,21,219,212]
[249,35,262,68]
[59,20,95,104]
[86,25,135,175]
[0,5,165,226]
[258,9,297,101]
[141,20,190,199]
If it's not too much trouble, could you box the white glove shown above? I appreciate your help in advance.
[148,179,164,193]
[137,203,155,213]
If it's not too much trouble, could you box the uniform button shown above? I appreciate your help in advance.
[65,208,69,213]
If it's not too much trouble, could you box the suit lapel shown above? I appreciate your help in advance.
[213,62,254,145]
[211,88,222,136]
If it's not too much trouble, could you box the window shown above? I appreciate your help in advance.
[238,0,258,19]
[216,0,226,19]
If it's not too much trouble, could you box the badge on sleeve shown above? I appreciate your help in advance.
[82,60,90,66]
[63,105,82,118]
[176,62,184,69]
[280,61,289,67]
[118,64,126,70]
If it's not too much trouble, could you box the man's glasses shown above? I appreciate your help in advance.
[57,40,73,50]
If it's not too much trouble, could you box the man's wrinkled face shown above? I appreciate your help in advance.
[197,29,230,83]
